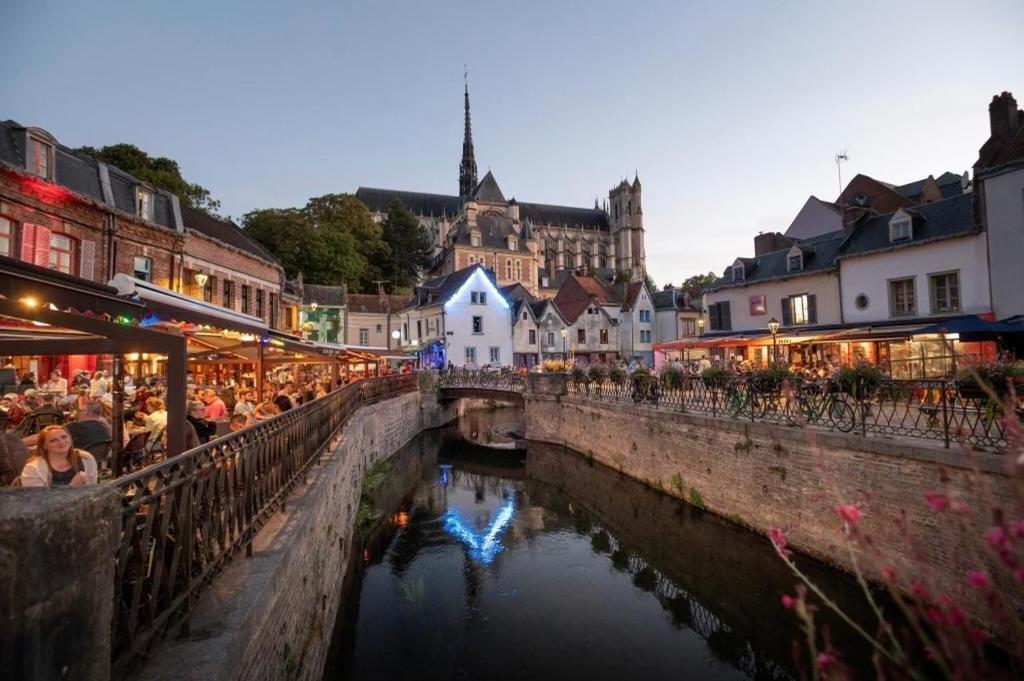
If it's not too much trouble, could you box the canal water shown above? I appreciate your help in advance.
[324,407,875,681]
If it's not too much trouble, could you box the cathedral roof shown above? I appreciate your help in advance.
[472,171,506,203]
[453,214,531,252]
[519,202,609,231]
[354,187,462,217]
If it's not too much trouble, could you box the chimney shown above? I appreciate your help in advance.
[753,232,793,256]
[989,91,1020,139]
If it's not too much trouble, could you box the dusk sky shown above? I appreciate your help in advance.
[3,0,1022,286]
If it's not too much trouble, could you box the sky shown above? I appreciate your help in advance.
[2,0,1023,286]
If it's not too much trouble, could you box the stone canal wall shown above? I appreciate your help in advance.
[524,387,1014,611]
[140,390,425,681]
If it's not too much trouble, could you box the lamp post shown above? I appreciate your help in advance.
[767,317,781,366]
[193,272,208,299]
[697,317,705,337]
[391,328,400,351]
[560,327,567,359]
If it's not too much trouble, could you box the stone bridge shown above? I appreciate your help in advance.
[433,369,526,405]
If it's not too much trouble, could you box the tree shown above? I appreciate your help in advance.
[242,193,390,290]
[679,271,718,295]
[75,143,220,215]
[643,271,657,292]
[380,201,433,291]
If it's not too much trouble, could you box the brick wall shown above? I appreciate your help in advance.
[139,391,424,681]
[184,232,284,327]
[524,392,1016,617]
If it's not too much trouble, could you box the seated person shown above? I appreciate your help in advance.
[202,389,228,421]
[229,413,249,433]
[17,394,65,435]
[136,397,167,449]
[65,401,113,450]
[187,400,218,444]
[19,425,98,487]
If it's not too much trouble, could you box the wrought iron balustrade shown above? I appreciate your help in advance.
[110,373,415,673]
[566,374,1014,451]
[437,368,526,393]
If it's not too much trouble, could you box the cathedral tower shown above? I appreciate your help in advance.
[458,77,478,198]
[608,173,645,280]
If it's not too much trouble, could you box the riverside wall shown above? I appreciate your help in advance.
[523,376,1015,612]
[139,390,425,681]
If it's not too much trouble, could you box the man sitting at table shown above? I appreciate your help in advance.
[65,401,112,451]
[18,394,65,435]
[136,397,167,448]
[43,369,69,396]
[202,389,228,421]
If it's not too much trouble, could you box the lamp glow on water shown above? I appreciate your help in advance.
[442,499,515,565]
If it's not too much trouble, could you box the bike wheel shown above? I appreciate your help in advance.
[828,399,855,432]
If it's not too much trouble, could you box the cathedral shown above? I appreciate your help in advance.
[355,82,647,296]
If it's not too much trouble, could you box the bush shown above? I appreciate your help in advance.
[570,366,588,383]
[588,364,608,383]
[609,365,626,384]
[957,355,1024,398]
[751,365,793,392]
[632,366,653,394]
[660,365,684,390]
[542,359,566,373]
[835,362,886,398]
[701,366,735,389]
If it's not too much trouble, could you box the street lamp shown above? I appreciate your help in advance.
[560,327,567,358]
[309,302,318,312]
[767,317,781,365]
[391,328,401,350]
[193,272,208,289]
[697,317,705,337]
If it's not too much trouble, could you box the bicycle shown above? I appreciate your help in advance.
[790,383,855,432]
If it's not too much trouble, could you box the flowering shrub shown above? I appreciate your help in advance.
[751,365,793,391]
[701,366,734,388]
[835,362,887,399]
[542,360,566,373]
[958,354,1024,398]
[771,379,1024,679]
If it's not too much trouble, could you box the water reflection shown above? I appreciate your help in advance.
[325,408,875,681]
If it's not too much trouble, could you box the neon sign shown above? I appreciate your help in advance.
[442,499,515,565]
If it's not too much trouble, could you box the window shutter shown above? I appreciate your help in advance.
[721,302,732,331]
[807,294,817,324]
[709,304,720,331]
[79,239,96,281]
[780,297,792,326]
[20,223,36,262]
[33,224,51,268]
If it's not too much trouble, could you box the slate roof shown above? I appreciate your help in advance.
[0,119,178,231]
[472,171,506,203]
[354,187,462,217]
[894,172,964,203]
[500,282,535,304]
[706,229,848,292]
[180,205,279,265]
[302,284,346,307]
[519,202,609,230]
[837,193,976,259]
[346,293,410,314]
[452,214,531,252]
[411,264,492,308]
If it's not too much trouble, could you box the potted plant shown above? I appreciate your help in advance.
[632,366,654,402]
[751,365,793,393]
[660,365,684,391]
[609,365,626,385]
[588,364,608,384]
[957,356,1024,401]
[701,366,735,390]
[835,362,887,400]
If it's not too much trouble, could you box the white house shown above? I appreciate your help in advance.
[837,195,991,324]
[975,90,1024,320]
[618,281,655,364]
[396,264,513,368]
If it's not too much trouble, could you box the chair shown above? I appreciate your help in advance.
[83,440,113,471]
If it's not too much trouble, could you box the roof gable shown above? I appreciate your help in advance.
[472,171,506,203]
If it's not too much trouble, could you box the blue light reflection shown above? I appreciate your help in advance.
[442,499,515,565]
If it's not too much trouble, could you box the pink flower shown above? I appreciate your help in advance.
[881,567,896,582]
[1011,520,1024,539]
[924,491,949,512]
[948,606,965,626]
[927,607,945,626]
[968,570,991,591]
[781,594,796,609]
[816,652,836,672]
[911,582,930,601]
[835,504,862,526]
[770,528,792,558]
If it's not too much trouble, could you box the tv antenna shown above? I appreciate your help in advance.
[835,151,849,196]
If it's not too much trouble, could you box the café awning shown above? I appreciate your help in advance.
[109,274,269,337]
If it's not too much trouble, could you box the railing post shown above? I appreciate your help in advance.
[941,380,951,449]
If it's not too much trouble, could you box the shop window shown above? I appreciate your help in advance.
[472,316,483,334]
[48,233,76,274]
[133,256,152,281]
[929,271,960,314]
[888,278,916,317]
[0,217,12,257]
[577,328,586,343]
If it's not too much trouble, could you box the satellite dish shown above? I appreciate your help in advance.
[961,171,970,191]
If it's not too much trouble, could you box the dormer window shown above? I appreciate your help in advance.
[28,135,54,180]
[508,237,517,251]
[470,233,481,247]
[787,251,803,272]
[137,188,155,222]
[732,265,745,283]
[889,211,913,243]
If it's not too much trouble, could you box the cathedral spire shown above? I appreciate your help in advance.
[459,69,478,198]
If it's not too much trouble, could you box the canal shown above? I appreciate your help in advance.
[323,407,875,681]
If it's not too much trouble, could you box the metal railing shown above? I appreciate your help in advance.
[567,375,1015,451]
[437,368,526,393]
[110,374,416,672]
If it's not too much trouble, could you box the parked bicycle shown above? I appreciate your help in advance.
[788,383,855,432]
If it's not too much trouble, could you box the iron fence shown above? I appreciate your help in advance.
[437,367,526,393]
[110,374,415,673]
[567,375,1014,451]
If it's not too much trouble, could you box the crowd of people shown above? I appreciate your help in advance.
[0,361,404,488]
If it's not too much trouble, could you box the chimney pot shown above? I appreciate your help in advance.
[989,91,1020,139]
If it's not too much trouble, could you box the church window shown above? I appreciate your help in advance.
[627,201,632,215]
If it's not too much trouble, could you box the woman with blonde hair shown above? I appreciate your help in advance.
[18,424,98,487]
